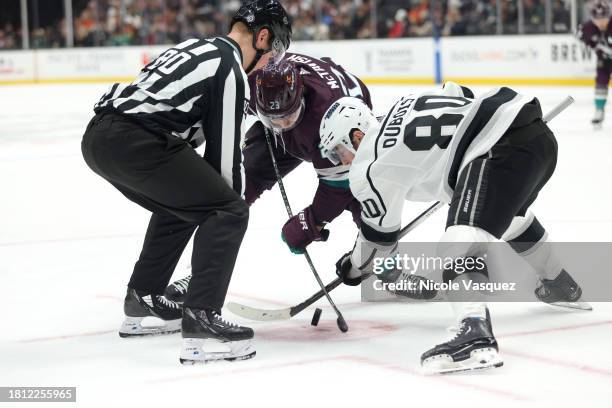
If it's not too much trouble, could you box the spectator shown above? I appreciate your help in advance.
[0,0,585,50]
[502,0,519,33]
[388,9,408,37]
[407,0,432,37]
[552,0,571,32]
[524,0,546,33]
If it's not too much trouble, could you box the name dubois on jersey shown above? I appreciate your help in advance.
[381,96,415,148]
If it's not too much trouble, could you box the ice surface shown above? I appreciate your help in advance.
[1,83,611,408]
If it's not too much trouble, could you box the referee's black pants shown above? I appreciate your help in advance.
[81,112,249,312]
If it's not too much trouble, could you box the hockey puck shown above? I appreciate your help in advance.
[311,308,322,326]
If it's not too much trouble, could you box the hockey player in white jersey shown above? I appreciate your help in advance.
[319,83,590,374]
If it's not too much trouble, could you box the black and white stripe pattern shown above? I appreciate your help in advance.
[449,149,492,227]
[94,36,249,195]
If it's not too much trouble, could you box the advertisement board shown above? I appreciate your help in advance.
[442,35,595,85]
[0,35,599,86]
[0,51,35,83]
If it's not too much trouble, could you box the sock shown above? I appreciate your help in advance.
[505,215,563,280]
[451,301,487,321]
[595,86,608,111]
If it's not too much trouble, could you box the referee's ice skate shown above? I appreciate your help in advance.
[119,288,183,337]
[164,275,190,304]
[180,307,255,364]
[421,309,503,375]
[535,269,593,311]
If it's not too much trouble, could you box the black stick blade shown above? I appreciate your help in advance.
[337,316,349,333]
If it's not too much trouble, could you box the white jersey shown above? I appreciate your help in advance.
[349,82,537,238]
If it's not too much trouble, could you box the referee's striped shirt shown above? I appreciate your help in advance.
[94,36,249,196]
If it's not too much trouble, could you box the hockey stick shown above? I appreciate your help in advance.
[543,95,574,123]
[257,126,349,332]
[228,95,575,322]
[227,201,445,321]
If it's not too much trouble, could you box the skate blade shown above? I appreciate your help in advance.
[421,347,503,375]
[547,300,593,311]
[118,316,182,338]
[179,338,255,364]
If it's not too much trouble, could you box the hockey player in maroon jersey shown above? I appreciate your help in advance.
[577,0,612,128]
[244,55,372,254]
[164,53,372,301]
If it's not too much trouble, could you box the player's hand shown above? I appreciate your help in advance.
[335,251,365,286]
[281,207,329,254]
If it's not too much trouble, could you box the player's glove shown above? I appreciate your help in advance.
[281,207,329,254]
[596,43,612,60]
[335,251,368,286]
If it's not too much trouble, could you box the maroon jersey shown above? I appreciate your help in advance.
[243,53,371,225]
[578,18,612,60]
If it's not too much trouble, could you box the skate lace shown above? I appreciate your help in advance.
[446,320,468,341]
[212,311,238,327]
[155,295,181,310]
[174,276,190,292]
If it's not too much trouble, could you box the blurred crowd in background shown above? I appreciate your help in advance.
[0,0,578,50]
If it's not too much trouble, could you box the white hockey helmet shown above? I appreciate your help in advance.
[319,97,376,165]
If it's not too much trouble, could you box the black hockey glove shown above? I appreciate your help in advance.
[596,43,612,60]
[336,251,368,286]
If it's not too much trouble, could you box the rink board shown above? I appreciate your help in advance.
[0,35,601,86]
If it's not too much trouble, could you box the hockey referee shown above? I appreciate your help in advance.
[81,0,291,364]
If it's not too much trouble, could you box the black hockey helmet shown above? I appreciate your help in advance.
[231,0,292,72]
[255,60,304,131]
[591,0,610,19]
